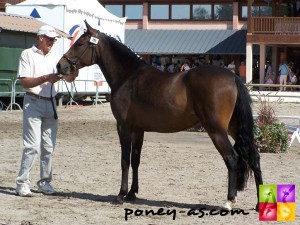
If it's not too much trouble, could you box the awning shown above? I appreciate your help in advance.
[125,29,248,55]
[0,12,70,38]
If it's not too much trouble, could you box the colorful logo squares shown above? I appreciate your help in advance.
[259,184,295,221]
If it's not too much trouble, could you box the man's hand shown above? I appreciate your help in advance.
[48,74,63,84]
[21,74,62,88]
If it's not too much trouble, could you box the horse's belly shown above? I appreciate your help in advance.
[111,93,198,132]
[131,110,198,132]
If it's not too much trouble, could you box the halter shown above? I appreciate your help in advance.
[62,32,100,72]
[54,32,100,119]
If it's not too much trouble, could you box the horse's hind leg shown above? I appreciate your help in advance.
[250,149,263,211]
[206,129,239,210]
[125,130,144,201]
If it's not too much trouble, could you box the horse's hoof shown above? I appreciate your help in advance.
[112,196,124,205]
[222,197,237,211]
[222,201,233,211]
[255,203,259,212]
[125,192,136,201]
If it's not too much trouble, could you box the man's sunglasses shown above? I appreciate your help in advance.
[43,35,57,42]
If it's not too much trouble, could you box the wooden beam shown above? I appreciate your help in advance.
[247,0,254,33]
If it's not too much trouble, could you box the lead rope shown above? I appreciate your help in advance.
[50,79,78,120]
[63,79,78,103]
[50,83,58,120]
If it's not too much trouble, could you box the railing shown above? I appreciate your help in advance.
[0,78,13,110]
[7,79,23,110]
[245,83,300,103]
[1,78,109,110]
[251,17,300,35]
[57,79,109,107]
[246,83,300,91]
[0,78,23,110]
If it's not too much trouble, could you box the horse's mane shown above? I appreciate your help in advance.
[101,32,147,65]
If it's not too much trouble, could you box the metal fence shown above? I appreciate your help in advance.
[0,78,109,110]
[0,78,22,110]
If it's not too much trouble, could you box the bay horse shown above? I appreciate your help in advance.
[57,21,263,211]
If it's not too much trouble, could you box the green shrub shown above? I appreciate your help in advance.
[253,96,289,153]
[254,122,289,153]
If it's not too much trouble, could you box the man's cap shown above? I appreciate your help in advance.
[37,25,61,38]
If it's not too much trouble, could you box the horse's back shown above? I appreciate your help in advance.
[185,65,236,87]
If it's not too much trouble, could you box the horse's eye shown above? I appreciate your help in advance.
[75,42,84,47]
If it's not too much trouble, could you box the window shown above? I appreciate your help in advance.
[150,5,169,19]
[171,4,190,20]
[147,3,234,21]
[241,6,247,19]
[125,5,143,20]
[105,5,123,18]
[193,4,212,20]
[252,6,259,16]
[241,5,272,18]
[278,3,293,16]
[260,6,272,17]
[214,4,232,20]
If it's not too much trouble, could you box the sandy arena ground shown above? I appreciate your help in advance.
[0,101,299,225]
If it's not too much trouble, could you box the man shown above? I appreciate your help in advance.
[278,60,289,91]
[16,25,62,196]
[238,61,246,83]
[180,62,190,71]
[227,60,236,74]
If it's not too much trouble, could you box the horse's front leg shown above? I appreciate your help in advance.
[126,130,144,201]
[114,123,132,204]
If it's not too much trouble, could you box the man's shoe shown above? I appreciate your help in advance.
[16,184,33,197]
[37,181,56,195]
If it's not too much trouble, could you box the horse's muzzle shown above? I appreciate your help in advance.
[57,61,72,75]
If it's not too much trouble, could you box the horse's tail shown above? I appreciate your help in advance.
[233,76,258,191]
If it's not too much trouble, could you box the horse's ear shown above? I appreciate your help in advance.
[84,20,93,34]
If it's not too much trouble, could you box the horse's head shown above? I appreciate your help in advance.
[57,20,99,82]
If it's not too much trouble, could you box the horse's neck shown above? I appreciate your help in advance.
[97,37,144,91]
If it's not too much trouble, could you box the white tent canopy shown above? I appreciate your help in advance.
[15,0,126,24]
[6,0,127,94]
[6,0,126,42]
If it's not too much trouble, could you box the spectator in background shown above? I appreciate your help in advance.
[204,59,211,65]
[287,62,297,89]
[265,61,272,77]
[227,60,236,74]
[264,61,274,85]
[278,60,289,91]
[157,62,164,71]
[166,63,175,73]
[288,61,297,76]
[219,62,225,68]
[180,62,190,72]
[238,61,246,83]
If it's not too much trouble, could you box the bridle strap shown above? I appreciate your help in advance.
[62,55,77,71]
[63,31,100,72]
[62,43,90,72]
[60,31,100,108]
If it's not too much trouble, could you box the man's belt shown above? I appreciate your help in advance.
[26,92,52,101]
